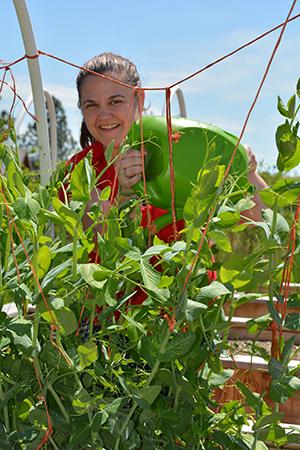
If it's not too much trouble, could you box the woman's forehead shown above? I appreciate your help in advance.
[80,73,133,97]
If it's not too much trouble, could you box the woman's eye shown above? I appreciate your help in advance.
[110,99,123,106]
[85,103,96,109]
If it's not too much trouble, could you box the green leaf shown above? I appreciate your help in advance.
[253,412,284,431]
[259,424,286,442]
[246,314,272,334]
[143,245,169,258]
[208,230,232,253]
[232,293,261,310]
[72,388,91,414]
[268,358,284,380]
[208,368,234,387]
[287,376,300,390]
[267,301,282,327]
[196,281,231,301]
[236,381,263,409]
[281,336,296,365]
[17,398,33,420]
[276,121,299,171]
[70,157,94,202]
[217,210,240,228]
[77,341,98,368]
[281,138,300,172]
[186,299,207,321]
[277,96,291,118]
[262,209,289,238]
[132,385,161,408]
[269,376,300,403]
[159,331,195,362]
[104,397,123,414]
[7,160,25,197]
[69,424,90,447]
[158,275,174,288]
[41,307,77,336]
[297,77,300,98]
[41,259,71,289]
[259,178,300,208]
[40,342,70,369]
[56,308,77,335]
[235,197,256,212]
[140,258,161,290]
[91,411,109,431]
[78,263,107,289]
[121,312,146,335]
[100,185,111,201]
[287,94,296,117]
[52,197,83,238]
[36,245,52,279]
[284,313,300,330]
[93,266,113,281]
[104,141,114,163]
[13,194,40,220]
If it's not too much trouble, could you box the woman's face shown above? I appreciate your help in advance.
[80,73,140,148]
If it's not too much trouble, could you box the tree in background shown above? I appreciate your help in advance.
[19,96,79,162]
[0,109,11,143]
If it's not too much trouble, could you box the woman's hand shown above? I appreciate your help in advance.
[244,144,267,189]
[241,144,268,222]
[244,144,257,178]
[116,148,146,191]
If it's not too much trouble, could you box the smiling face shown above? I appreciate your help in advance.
[80,73,140,149]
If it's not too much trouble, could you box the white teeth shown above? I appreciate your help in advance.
[100,124,119,130]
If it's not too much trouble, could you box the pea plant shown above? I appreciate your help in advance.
[0,79,299,449]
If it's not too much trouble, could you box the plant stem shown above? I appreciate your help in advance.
[48,385,70,423]
[114,328,171,450]
[268,194,280,305]
[72,226,78,280]
[4,224,10,273]
[89,302,96,340]
[0,383,10,432]
[198,315,214,352]
[48,434,60,450]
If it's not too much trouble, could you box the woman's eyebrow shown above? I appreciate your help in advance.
[109,94,126,100]
[82,98,97,106]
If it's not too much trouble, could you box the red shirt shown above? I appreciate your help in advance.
[64,141,216,287]
[64,141,185,243]
[63,141,119,201]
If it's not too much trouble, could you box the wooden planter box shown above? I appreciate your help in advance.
[224,295,300,318]
[227,316,300,344]
[217,354,300,425]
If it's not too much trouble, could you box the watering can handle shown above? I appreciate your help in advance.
[161,88,187,118]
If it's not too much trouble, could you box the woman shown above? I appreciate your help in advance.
[65,52,266,245]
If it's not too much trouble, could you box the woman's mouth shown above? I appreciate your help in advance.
[99,124,120,131]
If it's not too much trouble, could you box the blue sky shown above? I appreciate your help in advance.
[1,0,300,170]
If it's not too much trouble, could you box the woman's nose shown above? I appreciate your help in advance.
[96,105,112,119]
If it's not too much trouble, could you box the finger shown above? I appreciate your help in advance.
[124,166,143,177]
[122,149,147,158]
[125,174,142,186]
[119,157,144,168]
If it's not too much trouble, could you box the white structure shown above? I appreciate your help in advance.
[15,91,57,171]
[13,0,52,185]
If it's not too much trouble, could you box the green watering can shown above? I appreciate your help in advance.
[127,116,249,229]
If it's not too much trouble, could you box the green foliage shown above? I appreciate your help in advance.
[276,78,300,172]
[0,80,300,449]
